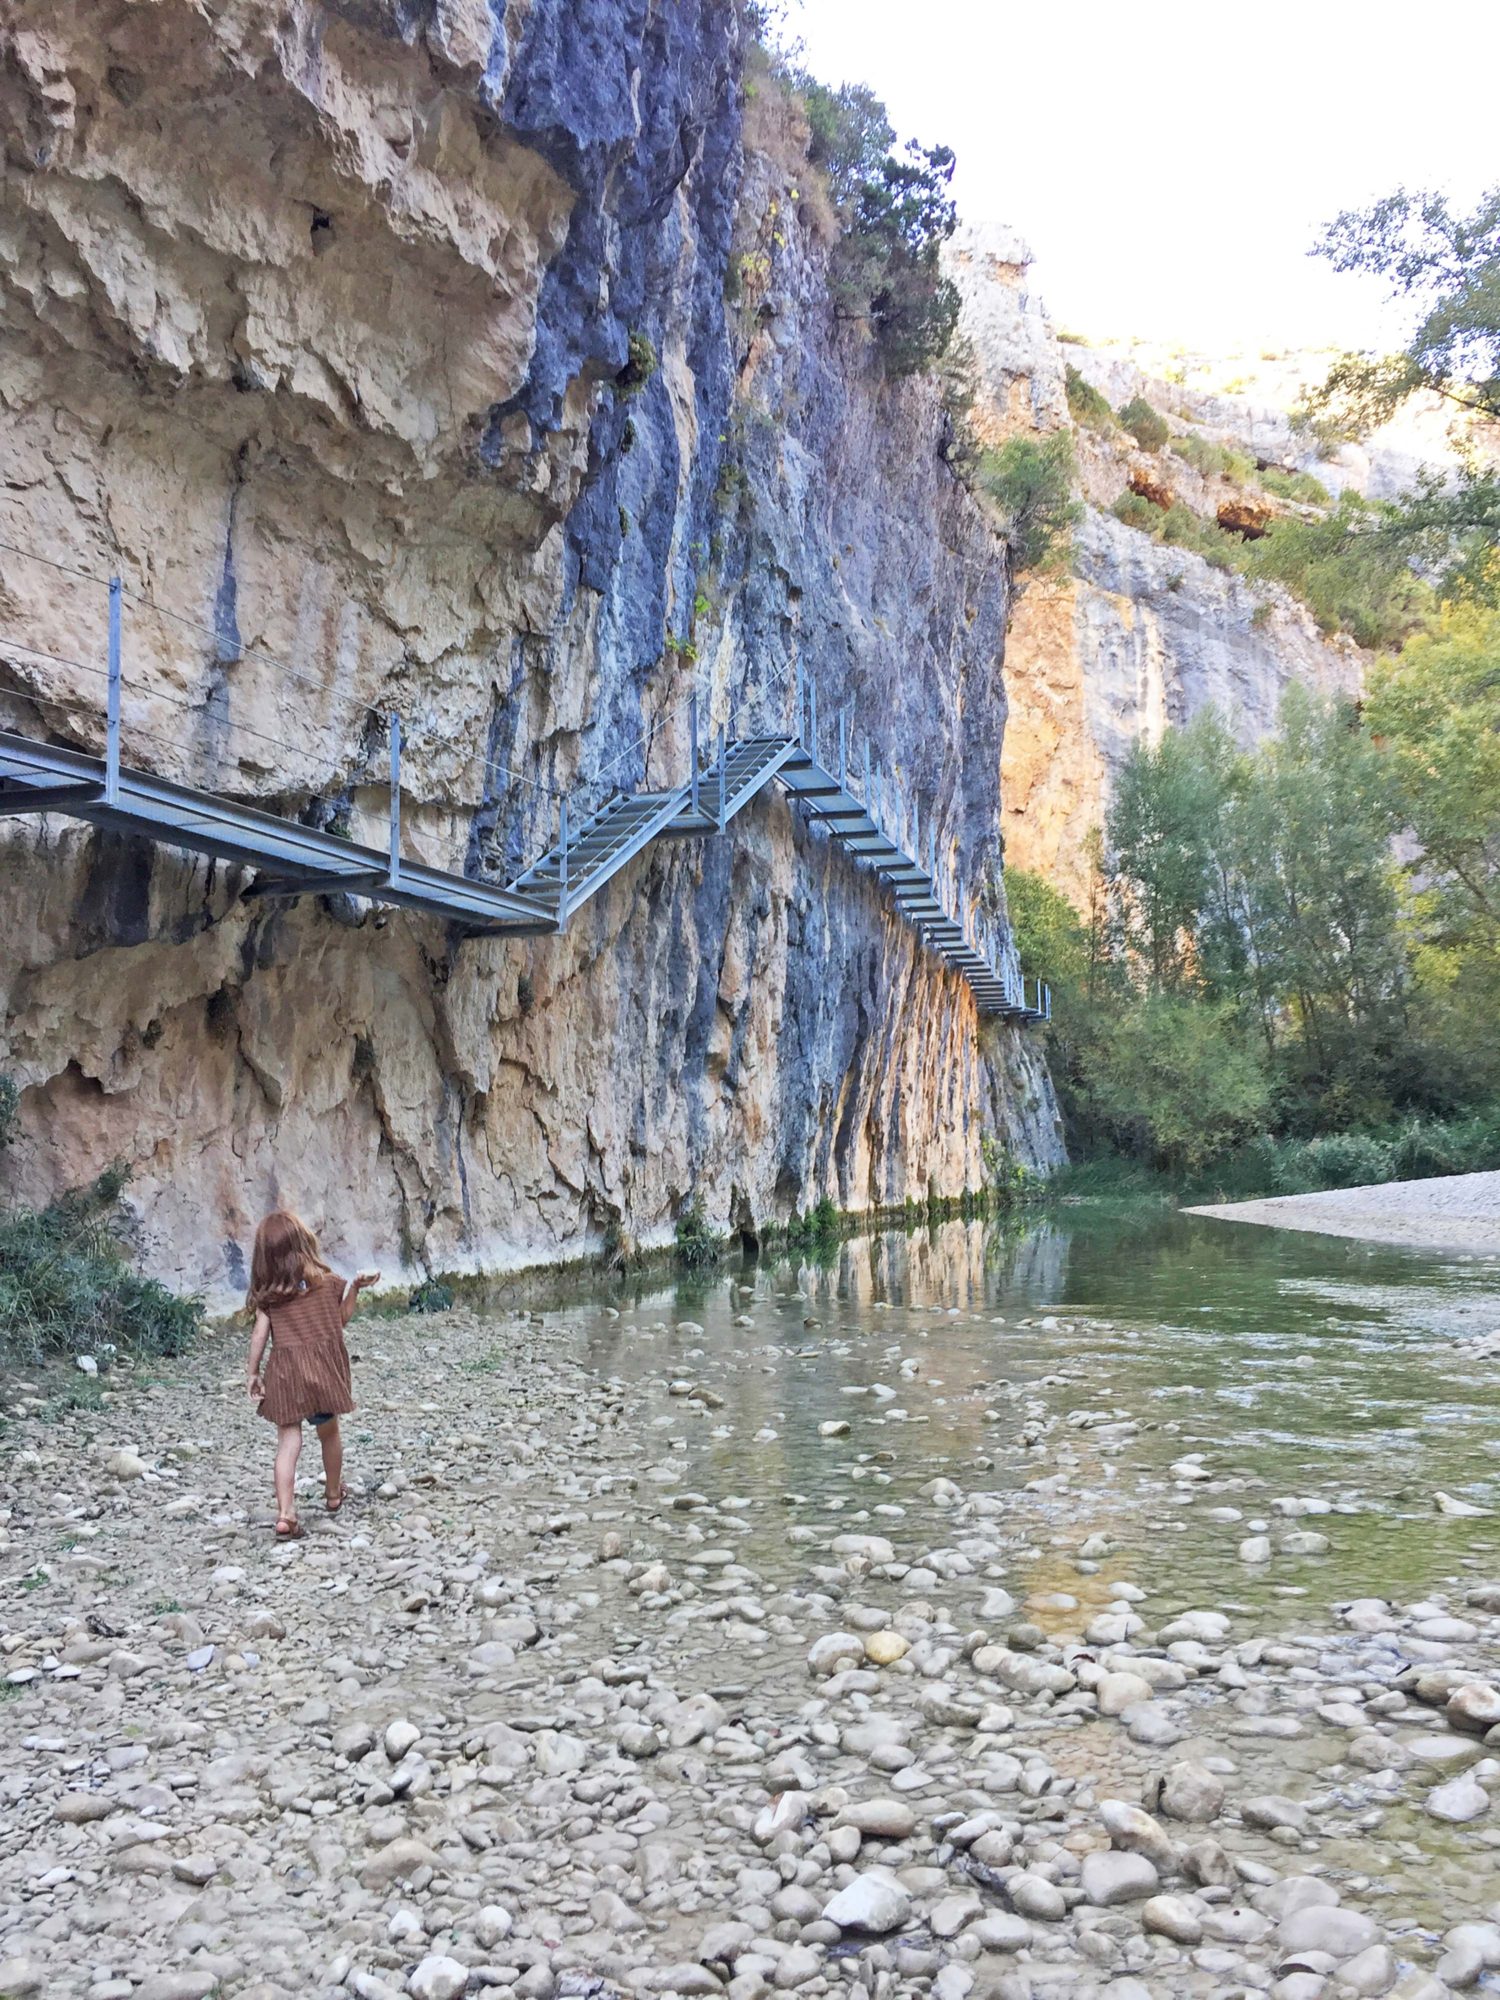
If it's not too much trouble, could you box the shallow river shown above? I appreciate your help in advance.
[10,1201,1500,1992]
[552,1206,1500,1635]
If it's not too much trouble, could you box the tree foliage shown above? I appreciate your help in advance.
[1238,496,1432,649]
[1009,684,1497,1172]
[1369,607,1500,958]
[975,432,1080,585]
[1301,184,1500,607]
[793,75,960,376]
[1313,186,1500,425]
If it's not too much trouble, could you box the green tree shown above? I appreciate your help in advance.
[1369,607,1500,957]
[798,80,894,207]
[1004,868,1090,988]
[1074,993,1270,1175]
[849,142,961,375]
[1228,689,1406,1122]
[1314,186,1500,425]
[976,432,1081,586]
[1304,185,1500,604]
[793,74,960,376]
[1105,716,1236,991]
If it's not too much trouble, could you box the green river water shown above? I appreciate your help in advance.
[556,1205,1500,1635]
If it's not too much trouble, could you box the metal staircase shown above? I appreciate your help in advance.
[0,561,1050,1023]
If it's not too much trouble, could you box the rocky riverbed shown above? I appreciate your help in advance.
[4,1216,1500,2000]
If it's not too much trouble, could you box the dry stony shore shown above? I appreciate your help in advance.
[3,1294,1500,2000]
[1187,1173,1500,1259]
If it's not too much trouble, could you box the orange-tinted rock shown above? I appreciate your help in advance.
[1217,497,1272,540]
[1128,469,1175,511]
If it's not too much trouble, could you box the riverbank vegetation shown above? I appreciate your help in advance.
[1011,644,1500,1194]
[0,1101,200,1368]
[1014,178,1500,1200]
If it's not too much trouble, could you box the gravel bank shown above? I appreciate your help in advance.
[5,1289,1500,1999]
[1187,1170,1500,1257]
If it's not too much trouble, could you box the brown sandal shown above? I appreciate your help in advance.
[274,1517,304,1540]
[326,1485,348,1515]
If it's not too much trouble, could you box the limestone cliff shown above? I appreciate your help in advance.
[0,3,1061,1304]
[953,228,1367,902]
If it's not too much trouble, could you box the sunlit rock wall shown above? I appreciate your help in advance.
[0,3,1061,1304]
[953,228,1364,903]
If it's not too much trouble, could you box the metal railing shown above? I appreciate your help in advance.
[0,537,1049,1020]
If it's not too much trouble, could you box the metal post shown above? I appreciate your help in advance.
[558,795,569,929]
[716,724,727,832]
[839,709,848,792]
[794,664,805,745]
[690,694,700,818]
[388,712,402,887]
[912,791,920,867]
[862,739,872,808]
[808,679,818,766]
[106,576,122,805]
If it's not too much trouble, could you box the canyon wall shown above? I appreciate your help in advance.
[0,2,1061,1305]
[953,228,1366,903]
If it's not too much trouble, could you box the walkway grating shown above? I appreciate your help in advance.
[0,569,1049,1022]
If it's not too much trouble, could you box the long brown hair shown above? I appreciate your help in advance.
[247,1209,332,1312]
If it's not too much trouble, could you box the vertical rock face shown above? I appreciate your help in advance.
[0,4,1060,1302]
[953,228,1364,903]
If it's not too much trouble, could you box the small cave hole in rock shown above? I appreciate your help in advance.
[310,209,335,256]
[1127,469,1174,511]
[1217,497,1271,541]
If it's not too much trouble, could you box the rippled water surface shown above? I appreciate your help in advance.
[548,1207,1500,1630]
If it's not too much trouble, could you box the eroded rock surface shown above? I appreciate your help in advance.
[0,4,1060,1301]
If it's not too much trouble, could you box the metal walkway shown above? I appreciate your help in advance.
[0,573,1049,1022]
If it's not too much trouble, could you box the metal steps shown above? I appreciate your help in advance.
[0,718,1049,1023]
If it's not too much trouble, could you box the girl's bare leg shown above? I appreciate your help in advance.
[318,1418,345,1508]
[274,1424,302,1525]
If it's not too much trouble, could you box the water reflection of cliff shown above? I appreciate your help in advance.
[778,1216,1072,1312]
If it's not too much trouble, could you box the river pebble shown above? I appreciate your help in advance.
[5,1273,1500,1998]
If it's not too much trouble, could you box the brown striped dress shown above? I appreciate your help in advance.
[258,1274,355,1428]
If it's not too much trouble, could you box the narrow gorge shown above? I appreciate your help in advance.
[0,4,1452,1304]
[0,1,1064,1305]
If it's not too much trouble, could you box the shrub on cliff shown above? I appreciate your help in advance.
[976,432,1080,584]
[1168,432,1258,485]
[1118,396,1169,452]
[0,1114,199,1368]
[1065,365,1114,431]
[1261,466,1331,506]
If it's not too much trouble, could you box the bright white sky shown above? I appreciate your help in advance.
[790,0,1493,354]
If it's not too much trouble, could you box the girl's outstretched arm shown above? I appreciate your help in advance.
[341,1271,381,1326]
[246,1310,271,1402]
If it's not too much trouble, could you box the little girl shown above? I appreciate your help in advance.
[244,1209,379,1539]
